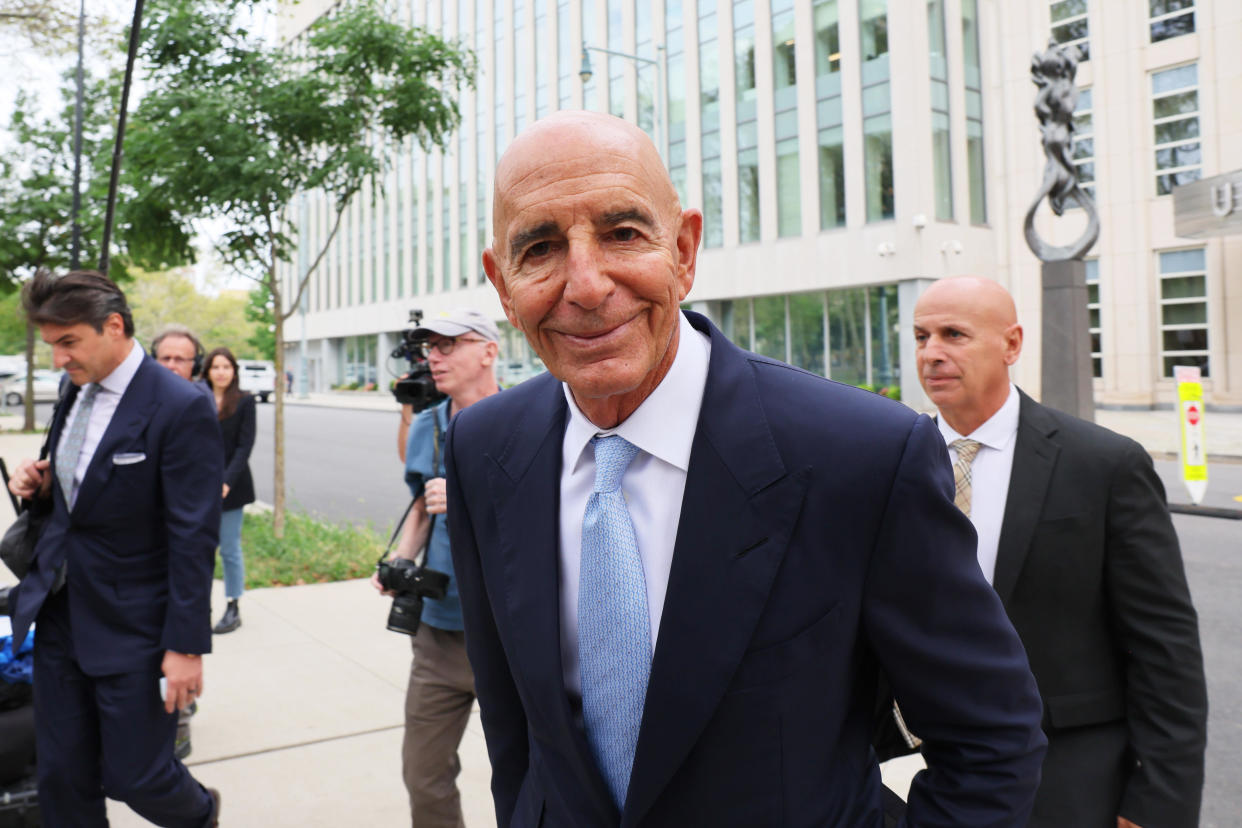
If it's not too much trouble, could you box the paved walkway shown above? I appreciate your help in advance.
[0,395,1237,825]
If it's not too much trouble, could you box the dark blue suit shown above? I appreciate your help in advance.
[446,312,1047,827]
[10,351,222,827]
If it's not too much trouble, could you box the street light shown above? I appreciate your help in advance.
[579,41,669,164]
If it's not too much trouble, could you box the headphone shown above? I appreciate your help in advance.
[152,326,206,378]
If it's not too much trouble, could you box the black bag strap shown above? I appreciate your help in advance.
[1,380,72,516]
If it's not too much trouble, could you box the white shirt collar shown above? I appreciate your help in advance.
[937,383,1020,450]
[563,312,711,473]
[93,339,144,397]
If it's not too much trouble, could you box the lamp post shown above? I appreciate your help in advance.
[579,41,668,164]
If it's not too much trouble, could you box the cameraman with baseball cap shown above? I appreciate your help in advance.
[374,308,500,827]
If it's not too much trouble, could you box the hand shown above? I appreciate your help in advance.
[161,651,204,715]
[1117,818,1143,828]
[424,477,447,515]
[371,569,395,597]
[9,458,50,500]
[222,483,230,499]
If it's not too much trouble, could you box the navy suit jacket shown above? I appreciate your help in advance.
[446,312,1046,827]
[10,351,224,675]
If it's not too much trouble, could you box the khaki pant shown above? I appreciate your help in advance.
[403,623,476,828]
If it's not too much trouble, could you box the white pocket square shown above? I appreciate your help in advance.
[112,452,146,465]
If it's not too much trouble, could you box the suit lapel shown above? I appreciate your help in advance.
[624,318,809,826]
[486,376,618,820]
[993,392,1060,606]
[71,357,160,517]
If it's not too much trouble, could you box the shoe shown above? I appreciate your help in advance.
[174,722,192,760]
[206,787,221,826]
[212,600,241,634]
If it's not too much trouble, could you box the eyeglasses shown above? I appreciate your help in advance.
[157,355,195,365]
[418,336,489,357]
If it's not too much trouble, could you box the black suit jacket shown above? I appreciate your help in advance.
[220,393,256,510]
[446,312,1046,828]
[996,391,1207,828]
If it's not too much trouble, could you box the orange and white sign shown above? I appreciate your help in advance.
[1173,365,1208,504]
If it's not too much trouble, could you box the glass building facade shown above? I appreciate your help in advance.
[277,0,1240,408]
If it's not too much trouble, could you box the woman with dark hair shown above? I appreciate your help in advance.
[203,347,256,633]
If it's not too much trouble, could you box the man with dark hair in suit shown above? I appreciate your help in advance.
[913,276,1207,828]
[446,111,1047,827]
[7,270,223,826]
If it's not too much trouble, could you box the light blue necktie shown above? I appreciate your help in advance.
[56,383,100,508]
[579,435,651,808]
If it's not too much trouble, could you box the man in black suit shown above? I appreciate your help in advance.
[8,270,222,826]
[448,111,1047,827]
[913,276,1208,828]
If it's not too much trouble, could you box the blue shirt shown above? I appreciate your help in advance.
[403,399,462,631]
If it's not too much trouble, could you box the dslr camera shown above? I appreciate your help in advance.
[391,309,448,412]
[376,557,450,636]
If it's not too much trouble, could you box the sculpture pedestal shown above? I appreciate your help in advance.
[1041,259,1095,422]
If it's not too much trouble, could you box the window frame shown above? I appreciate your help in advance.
[1150,63,1202,197]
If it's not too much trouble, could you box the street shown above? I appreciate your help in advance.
[254,402,1241,823]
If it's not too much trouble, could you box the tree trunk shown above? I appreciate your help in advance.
[271,267,286,539]
[23,320,35,432]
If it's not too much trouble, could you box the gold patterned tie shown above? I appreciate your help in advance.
[950,439,982,517]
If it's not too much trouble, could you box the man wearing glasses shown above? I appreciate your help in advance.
[374,308,501,828]
[151,325,215,411]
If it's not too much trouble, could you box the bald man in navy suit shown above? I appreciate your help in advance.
[446,112,1047,828]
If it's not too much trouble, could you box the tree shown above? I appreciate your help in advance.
[123,0,474,536]
[126,265,263,357]
[244,284,275,362]
[0,67,117,428]
[0,0,79,55]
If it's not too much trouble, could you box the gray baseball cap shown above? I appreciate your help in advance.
[412,308,501,343]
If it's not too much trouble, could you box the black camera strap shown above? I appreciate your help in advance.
[377,405,446,570]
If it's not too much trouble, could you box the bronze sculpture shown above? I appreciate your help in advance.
[1024,40,1099,262]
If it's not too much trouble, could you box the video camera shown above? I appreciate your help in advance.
[391,309,447,412]
[376,556,450,636]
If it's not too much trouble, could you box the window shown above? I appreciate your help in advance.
[1150,0,1194,43]
[735,0,759,243]
[1073,87,1095,200]
[667,3,687,204]
[928,0,952,220]
[1151,64,1201,196]
[493,0,506,162]
[860,0,894,222]
[1085,258,1101,377]
[1050,0,1088,62]
[753,295,786,361]
[557,0,571,108]
[607,0,624,118]
[1159,249,1208,378]
[814,0,845,229]
[773,0,799,237]
[962,0,987,223]
[514,0,528,131]
[636,2,656,136]
[534,0,550,117]
[700,3,723,247]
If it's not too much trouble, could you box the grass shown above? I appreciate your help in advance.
[213,511,389,589]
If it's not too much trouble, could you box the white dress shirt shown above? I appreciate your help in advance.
[58,339,144,508]
[559,312,711,695]
[936,383,1020,585]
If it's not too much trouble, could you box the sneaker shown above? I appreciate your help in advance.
[212,600,241,634]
